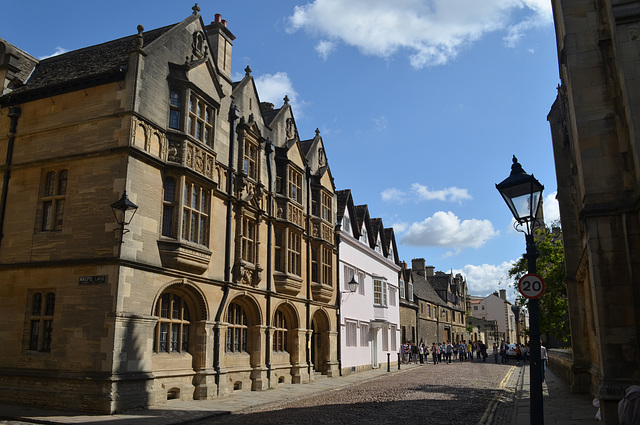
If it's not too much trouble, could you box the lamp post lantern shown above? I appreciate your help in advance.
[496,155,544,425]
[110,191,138,243]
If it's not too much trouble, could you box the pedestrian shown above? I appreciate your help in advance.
[492,343,499,363]
[480,341,488,362]
[540,341,548,382]
[419,343,424,364]
[432,342,439,364]
[445,340,453,364]
[522,343,529,364]
[516,344,522,366]
[411,342,418,364]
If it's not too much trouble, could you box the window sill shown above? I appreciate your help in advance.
[157,239,212,274]
[274,272,302,295]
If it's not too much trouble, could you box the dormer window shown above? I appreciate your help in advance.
[360,226,368,244]
[342,215,350,234]
[375,240,382,254]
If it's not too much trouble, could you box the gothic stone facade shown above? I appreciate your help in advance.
[0,9,339,414]
[548,0,640,423]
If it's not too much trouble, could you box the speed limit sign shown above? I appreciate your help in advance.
[518,273,545,299]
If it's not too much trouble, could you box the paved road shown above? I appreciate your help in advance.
[197,361,516,424]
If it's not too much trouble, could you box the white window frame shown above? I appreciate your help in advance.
[381,325,389,351]
[360,323,369,347]
[373,278,388,307]
[357,271,365,295]
[389,286,397,307]
[345,320,357,347]
[408,282,414,302]
[390,324,397,351]
[399,280,405,300]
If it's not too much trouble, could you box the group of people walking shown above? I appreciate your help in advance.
[400,340,489,364]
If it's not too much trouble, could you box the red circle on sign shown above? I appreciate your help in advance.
[518,273,545,299]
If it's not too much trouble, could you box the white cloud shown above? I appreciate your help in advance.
[373,115,388,132]
[391,221,409,233]
[411,183,472,202]
[543,191,560,225]
[287,0,552,67]
[454,261,518,301]
[400,211,498,248]
[315,40,335,60]
[381,187,407,203]
[38,46,68,60]
[253,72,304,116]
[381,183,471,204]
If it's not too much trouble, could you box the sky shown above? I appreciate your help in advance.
[3,0,561,303]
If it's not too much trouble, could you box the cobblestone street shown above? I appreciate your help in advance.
[203,362,516,424]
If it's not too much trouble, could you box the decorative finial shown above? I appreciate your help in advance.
[283,95,289,105]
[135,25,144,48]
[315,128,320,136]
[245,66,252,76]
[192,3,201,15]
[510,155,525,175]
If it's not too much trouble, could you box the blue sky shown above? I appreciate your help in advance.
[3,0,561,302]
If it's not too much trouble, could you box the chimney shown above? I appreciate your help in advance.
[499,289,507,300]
[412,258,426,277]
[205,13,235,80]
[426,266,435,276]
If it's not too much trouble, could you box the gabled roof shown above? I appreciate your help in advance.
[354,204,370,243]
[1,24,174,106]
[384,227,399,262]
[427,273,453,291]
[336,189,352,222]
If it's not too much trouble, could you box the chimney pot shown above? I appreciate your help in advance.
[214,13,222,23]
[222,19,227,27]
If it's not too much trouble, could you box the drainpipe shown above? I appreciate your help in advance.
[335,230,342,376]
[214,102,239,397]
[265,138,273,388]
[0,106,21,249]
[305,166,312,378]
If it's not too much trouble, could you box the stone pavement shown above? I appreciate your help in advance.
[0,362,597,425]
[511,363,599,424]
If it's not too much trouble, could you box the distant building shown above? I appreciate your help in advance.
[470,291,516,343]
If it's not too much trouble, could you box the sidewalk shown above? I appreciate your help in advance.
[0,364,421,425]
[512,363,598,424]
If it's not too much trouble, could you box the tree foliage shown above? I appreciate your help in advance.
[508,226,570,343]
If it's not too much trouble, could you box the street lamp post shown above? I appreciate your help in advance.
[496,155,544,425]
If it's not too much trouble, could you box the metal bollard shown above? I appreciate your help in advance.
[397,353,401,370]
[387,353,390,372]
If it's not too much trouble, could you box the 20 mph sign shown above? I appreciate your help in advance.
[518,273,545,299]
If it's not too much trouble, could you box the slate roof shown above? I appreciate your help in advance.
[335,189,351,222]
[259,102,280,126]
[1,25,174,105]
[411,271,447,306]
[427,273,452,291]
[299,139,313,156]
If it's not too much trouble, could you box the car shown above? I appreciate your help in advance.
[506,343,518,359]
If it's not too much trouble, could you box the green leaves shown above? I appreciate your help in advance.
[508,226,570,343]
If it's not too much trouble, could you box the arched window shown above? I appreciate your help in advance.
[273,309,288,352]
[226,302,247,353]
[154,292,191,353]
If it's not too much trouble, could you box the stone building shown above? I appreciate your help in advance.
[398,263,418,344]
[548,0,640,422]
[0,8,340,413]
[407,259,468,345]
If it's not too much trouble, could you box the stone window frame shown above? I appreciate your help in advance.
[40,169,67,232]
[288,166,302,204]
[181,179,210,247]
[242,138,258,181]
[272,309,288,352]
[321,245,333,287]
[287,230,302,276]
[153,292,191,354]
[26,290,55,352]
[240,215,256,264]
[187,93,215,148]
[226,302,248,353]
